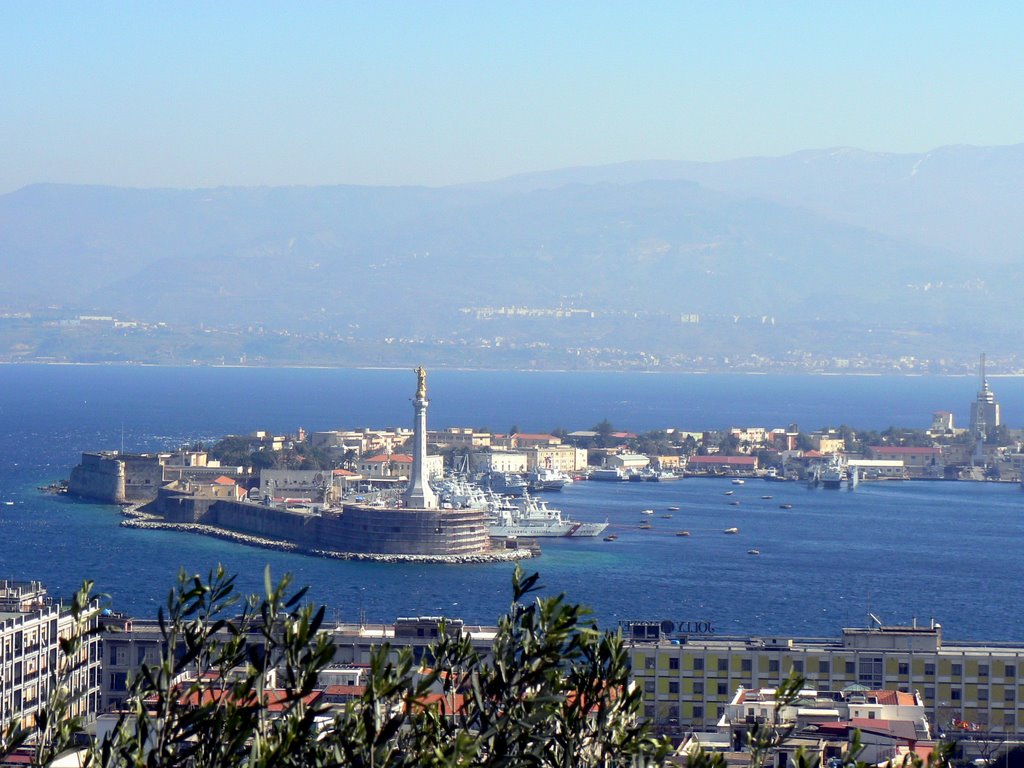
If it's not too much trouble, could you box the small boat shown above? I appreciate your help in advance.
[2,501,13,506]
[779,503,793,510]
[603,534,618,542]
[729,500,740,506]
[747,549,760,555]
[660,514,673,519]
[676,530,691,536]
[667,505,680,511]
[639,522,652,530]
[641,509,654,515]
[761,495,772,500]
[724,527,739,534]
[732,479,745,485]
[723,490,734,496]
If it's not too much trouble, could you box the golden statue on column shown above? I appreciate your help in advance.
[415,365,427,399]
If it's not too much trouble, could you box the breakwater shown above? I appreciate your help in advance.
[119,504,535,564]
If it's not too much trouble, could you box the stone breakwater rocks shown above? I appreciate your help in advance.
[119,517,536,564]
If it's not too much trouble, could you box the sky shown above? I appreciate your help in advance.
[1,1,1022,193]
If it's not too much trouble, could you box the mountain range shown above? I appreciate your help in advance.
[1,143,1022,365]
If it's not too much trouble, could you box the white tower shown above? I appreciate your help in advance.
[403,366,438,509]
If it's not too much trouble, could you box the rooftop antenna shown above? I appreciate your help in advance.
[868,612,883,628]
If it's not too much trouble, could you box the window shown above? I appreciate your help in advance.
[791,660,804,674]
[693,658,704,671]
[952,663,962,676]
[718,683,728,696]
[868,711,876,719]
[979,688,989,701]
[925,663,936,675]
[742,659,752,672]
[1005,688,1016,702]
[645,657,656,670]
[1006,664,1016,678]
[1004,713,1015,728]
[925,687,935,700]
[669,657,679,670]
[898,663,909,675]
[669,681,679,694]
[693,705,704,719]
[952,688,962,701]
[819,660,830,675]
[859,657,883,687]
[846,661,856,675]
[694,681,704,695]
[979,664,989,677]
[718,658,729,672]
[645,705,655,719]
[769,659,780,673]
[644,681,655,694]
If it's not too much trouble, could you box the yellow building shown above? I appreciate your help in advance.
[627,622,1024,738]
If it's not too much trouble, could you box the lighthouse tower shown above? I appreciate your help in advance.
[403,366,438,510]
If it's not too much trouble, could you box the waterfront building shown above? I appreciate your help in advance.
[470,451,528,474]
[931,411,955,434]
[685,455,758,474]
[68,451,166,504]
[969,354,1001,436]
[605,454,651,471]
[809,433,846,455]
[356,453,443,481]
[626,621,1024,740]
[866,446,942,477]
[426,427,492,449]
[524,445,588,473]
[0,580,102,727]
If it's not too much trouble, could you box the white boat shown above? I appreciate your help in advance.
[435,476,489,509]
[724,527,739,534]
[821,456,845,489]
[731,478,745,485]
[641,509,654,515]
[486,492,608,538]
[527,467,572,491]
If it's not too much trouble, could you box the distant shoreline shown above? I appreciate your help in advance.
[0,360,993,377]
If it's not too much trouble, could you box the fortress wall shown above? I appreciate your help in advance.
[206,500,319,544]
[150,495,491,557]
[68,453,125,503]
[329,505,491,556]
[122,456,165,502]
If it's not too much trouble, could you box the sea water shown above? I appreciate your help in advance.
[0,365,1021,640]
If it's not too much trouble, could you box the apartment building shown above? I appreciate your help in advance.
[0,580,102,727]
[627,622,1024,738]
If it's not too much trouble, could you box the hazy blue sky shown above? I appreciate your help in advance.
[2,1,1022,192]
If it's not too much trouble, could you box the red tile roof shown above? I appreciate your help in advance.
[364,454,413,463]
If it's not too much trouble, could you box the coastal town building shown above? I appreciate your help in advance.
[470,451,528,474]
[0,580,102,727]
[685,455,758,474]
[969,354,1001,435]
[525,445,588,473]
[866,447,943,477]
[605,454,650,471]
[426,427,492,449]
[627,621,1024,740]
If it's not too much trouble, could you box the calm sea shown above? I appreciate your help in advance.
[0,364,1021,641]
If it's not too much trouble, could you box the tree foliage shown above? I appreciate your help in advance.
[3,566,669,767]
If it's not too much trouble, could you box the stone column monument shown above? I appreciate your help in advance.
[403,366,438,509]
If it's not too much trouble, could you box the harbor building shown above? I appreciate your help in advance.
[0,580,102,727]
[969,353,1001,435]
[626,621,1024,740]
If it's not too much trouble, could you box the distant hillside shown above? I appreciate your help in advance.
[474,143,1024,263]
[0,169,994,340]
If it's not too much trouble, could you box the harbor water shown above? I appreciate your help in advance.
[0,364,1022,640]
